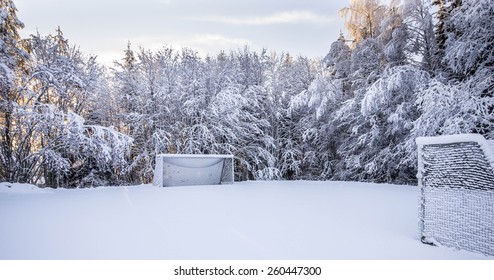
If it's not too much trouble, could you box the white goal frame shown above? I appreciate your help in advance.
[153,154,234,187]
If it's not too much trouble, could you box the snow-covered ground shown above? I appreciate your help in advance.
[1,181,492,260]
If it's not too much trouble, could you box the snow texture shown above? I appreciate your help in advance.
[1,180,492,260]
[416,134,494,256]
[153,154,234,187]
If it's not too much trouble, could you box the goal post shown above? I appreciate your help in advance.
[153,154,234,187]
[416,134,494,256]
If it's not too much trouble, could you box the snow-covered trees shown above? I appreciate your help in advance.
[340,0,386,44]
[402,0,437,71]
[357,65,430,182]
[1,0,492,186]
[22,30,132,188]
[411,0,494,139]
[288,0,492,184]
[323,33,352,78]
[110,46,317,182]
[0,0,30,182]
[443,0,494,78]
[0,12,132,187]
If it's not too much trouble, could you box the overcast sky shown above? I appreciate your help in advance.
[15,0,347,65]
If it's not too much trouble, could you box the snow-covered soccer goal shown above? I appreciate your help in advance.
[416,134,494,256]
[152,154,234,187]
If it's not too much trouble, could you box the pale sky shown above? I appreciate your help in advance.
[15,0,347,65]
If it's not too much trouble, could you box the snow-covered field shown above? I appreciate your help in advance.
[1,181,492,260]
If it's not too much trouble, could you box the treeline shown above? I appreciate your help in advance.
[1,0,493,187]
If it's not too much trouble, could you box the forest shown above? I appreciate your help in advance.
[1,0,493,188]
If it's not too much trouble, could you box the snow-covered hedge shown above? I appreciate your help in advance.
[416,134,494,256]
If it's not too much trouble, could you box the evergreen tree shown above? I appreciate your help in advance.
[378,2,408,66]
[323,32,352,78]
[432,0,462,72]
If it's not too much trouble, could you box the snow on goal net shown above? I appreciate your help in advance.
[152,154,234,187]
[416,134,494,256]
